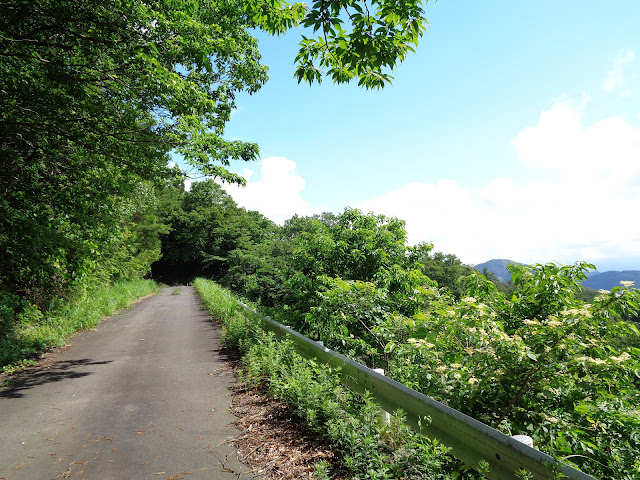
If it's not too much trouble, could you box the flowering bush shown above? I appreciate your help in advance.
[228,209,640,479]
[388,263,640,478]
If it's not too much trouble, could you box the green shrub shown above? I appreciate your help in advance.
[195,278,451,480]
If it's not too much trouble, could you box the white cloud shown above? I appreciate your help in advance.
[602,48,635,95]
[359,102,640,269]
[511,103,640,185]
[221,156,317,224]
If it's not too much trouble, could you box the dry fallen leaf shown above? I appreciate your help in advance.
[229,379,345,479]
[56,468,71,479]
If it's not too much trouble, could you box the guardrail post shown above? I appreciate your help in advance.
[512,435,534,448]
[373,368,391,425]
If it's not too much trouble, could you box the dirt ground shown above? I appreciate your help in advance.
[222,347,346,480]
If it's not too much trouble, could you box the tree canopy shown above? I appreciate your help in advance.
[247,0,429,88]
[1,0,267,183]
[1,0,430,306]
[2,0,429,185]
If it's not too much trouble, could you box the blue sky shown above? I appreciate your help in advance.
[198,1,640,271]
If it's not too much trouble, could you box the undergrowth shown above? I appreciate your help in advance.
[1,278,159,371]
[194,278,451,480]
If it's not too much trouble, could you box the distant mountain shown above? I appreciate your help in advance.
[474,259,640,290]
[582,271,640,291]
[473,259,520,282]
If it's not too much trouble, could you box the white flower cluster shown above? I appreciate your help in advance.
[609,352,632,363]
[407,338,435,348]
[560,307,592,318]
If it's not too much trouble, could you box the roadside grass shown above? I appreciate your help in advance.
[1,278,159,372]
[193,278,451,480]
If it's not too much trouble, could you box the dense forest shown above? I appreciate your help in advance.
[2,2,639,479]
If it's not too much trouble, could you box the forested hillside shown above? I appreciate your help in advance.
[583,270,640,291]
[475,260,640,292]
[473,259,520,282]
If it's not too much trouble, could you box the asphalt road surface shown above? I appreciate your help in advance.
[0,286,257,480]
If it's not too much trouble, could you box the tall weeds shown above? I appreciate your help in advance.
[1,279,159,370]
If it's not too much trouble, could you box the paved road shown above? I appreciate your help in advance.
[0,287,257,480]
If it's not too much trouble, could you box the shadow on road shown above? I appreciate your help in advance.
[0,359,112,399]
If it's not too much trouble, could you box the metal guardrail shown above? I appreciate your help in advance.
[240,305,597,480]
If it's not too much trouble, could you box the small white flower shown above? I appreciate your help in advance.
[560,308,592,318]
[577,356,606,365]
[610,352,632,363]
[620,280,635,288]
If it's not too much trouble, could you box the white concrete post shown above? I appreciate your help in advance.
[373,368,391,425]
[512,435,534,448]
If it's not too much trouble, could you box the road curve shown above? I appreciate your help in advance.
[0,286,257,480]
